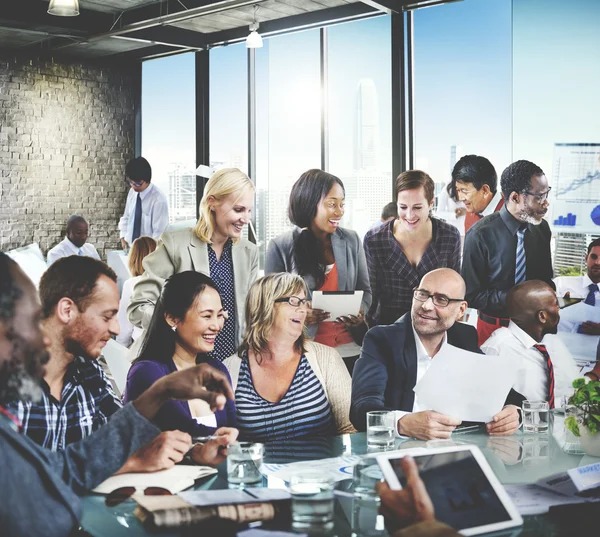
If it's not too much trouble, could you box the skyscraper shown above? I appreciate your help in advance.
[168,166,196,223]
[354,78,380,171]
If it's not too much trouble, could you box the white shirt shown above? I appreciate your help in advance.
[47,237,101,266]
[554,274,600,302]
[481,190,504,217]
[118,183,169,245]
[393,329,448,435]
[116,276,143,347]
[481,321,581,403]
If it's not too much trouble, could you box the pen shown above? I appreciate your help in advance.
[192,435,225,443]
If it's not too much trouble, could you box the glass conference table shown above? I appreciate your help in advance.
[80,414,599,537]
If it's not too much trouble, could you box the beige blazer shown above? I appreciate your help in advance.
[127,227,259,345]
[224,341,356,435]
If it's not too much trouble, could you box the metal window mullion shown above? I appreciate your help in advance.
[320,27,329,172]
[247,47,257,243]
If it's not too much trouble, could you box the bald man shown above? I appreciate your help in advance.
[351,268,523,440]
[482,280,600,405]
[47,215,101,266]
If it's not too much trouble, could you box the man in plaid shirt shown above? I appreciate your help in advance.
[6,255,193,472]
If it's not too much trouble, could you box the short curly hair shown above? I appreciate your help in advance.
[0,253,22,325]
[500,160,544,200]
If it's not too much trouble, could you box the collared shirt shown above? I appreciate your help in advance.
[6,356,122,451]
[554,274,600,302]
[481,321,581,403]
[208,239,237,362]
[464,192,504,233]
[364,217,462,326]
[394,329,448,435]
[118,183,169,245]
[462,205,554,318]
[116,276,143,347]
[46,237,101,266]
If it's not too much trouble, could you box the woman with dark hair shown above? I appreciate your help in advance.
[265,169,371,367]
[123,271,237,436]
[364,170,462,326]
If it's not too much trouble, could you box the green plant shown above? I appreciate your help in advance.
[558,266,583,277]
[565,378,600,437]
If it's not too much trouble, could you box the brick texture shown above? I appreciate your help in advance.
[0,54,136,259]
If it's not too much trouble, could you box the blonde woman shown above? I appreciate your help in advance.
[128,168,258,361]
[224,273,355,443]
[116,236,157,347]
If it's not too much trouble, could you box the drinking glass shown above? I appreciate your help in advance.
[522,400,550,433]
[367,411,395,449]
[289,472,335,534]
[227,442,264,486]
[352,456,385,537]
[563,405,585,455]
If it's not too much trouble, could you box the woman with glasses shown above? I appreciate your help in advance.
[364,170,461,327]
[265,169,371,372]
[223,273,355,445]
[124,271,238,436]
[128,168,258,362]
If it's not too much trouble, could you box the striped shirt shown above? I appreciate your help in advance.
[6,356,122,451]
[235,354,335,447]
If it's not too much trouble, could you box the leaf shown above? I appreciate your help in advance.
[573,378,587,389]
[565,416,581,437]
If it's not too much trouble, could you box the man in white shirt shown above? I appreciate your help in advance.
[119,157,169,250]
[482,280,600,405]
[554,238,600,335]
[351,268,522,440]
[47,215,101,266]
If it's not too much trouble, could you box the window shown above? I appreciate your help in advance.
[142,53,196,223]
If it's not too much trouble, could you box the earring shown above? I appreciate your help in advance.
[171,325,177,332]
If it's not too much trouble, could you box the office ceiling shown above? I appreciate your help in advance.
[0,1,427,62]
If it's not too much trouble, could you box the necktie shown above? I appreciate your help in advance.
[514,228,526,285]
[534,344,555,409]
[78,248,83,256]
[585,283,598,306]
[132,193,142,243]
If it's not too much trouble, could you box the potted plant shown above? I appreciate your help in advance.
[564,378,600,457]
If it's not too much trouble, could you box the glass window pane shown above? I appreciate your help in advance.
[255,30,322,267]
[413,0,512,203]
[327,16,392,238]
[142,53,196,223]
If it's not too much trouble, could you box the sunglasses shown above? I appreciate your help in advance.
[105,486,171,507]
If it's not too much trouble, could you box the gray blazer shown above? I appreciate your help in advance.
[265,227,372,335]
[128,227,259,345]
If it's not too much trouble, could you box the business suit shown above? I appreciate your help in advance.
[350,314,523,431]
[128,228,258,345]
[265,227,371,338]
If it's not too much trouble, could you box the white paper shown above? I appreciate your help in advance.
[92,465,217,494]
[413,344,519,423]
[179,488,290,506]
[504,484,590,515]
[568,462,600,492]
[555,332,600,364]
[311,291,363,319]
[260,455,360,483]
[559,302,600,333]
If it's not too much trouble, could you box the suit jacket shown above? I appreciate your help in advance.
[350,314,523,431]
[265,227,371,338]
[128,228,259,345]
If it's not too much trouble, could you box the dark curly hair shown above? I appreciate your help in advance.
[0,253,22,324]
[500,160,544,200]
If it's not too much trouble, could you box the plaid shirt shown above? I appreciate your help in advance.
[363,217,462,326]
[6,356,122,451]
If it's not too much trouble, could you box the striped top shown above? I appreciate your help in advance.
[235,353,335,446]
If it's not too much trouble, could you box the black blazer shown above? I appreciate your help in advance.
[350,314,523,431]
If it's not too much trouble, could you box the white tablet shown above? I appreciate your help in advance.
[376,445,523,536]
[311,290,363,319]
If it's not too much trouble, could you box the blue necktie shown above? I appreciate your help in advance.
[585,283,598,306]
[515,228,526,285]
[132,193,142,243]
[78,248,83,256]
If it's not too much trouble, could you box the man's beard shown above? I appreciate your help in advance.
[0,337,49,405]
[517,207,543,226]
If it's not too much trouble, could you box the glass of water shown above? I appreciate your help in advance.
[289,472,335,534]
[352,456,385,537]
[227,442,264,487]
[367,411,395,449]
[563,405,585,455]
[522,400,550,433]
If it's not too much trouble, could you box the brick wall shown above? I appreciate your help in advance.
[0,54,137,259]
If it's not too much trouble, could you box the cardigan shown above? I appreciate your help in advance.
[224,341,355,435]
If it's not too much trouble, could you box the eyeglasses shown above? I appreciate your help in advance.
[105,486,171,507]
[413,288,464,308]
[522,187,551,201]
[275,296,308,307]
[126,178,145,187]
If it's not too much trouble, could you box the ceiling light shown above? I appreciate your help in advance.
[48,0,80,17]
[246,5,263,49]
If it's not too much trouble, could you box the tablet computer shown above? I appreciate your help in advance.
[376,445,522,536]
[311,290,364,319]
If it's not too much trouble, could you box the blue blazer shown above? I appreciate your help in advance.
[350,314,523,431]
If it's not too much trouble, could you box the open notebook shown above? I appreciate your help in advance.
[92,465,217,494]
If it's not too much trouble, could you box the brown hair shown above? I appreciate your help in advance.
[128,236,157,277]
[395,170,435,204]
